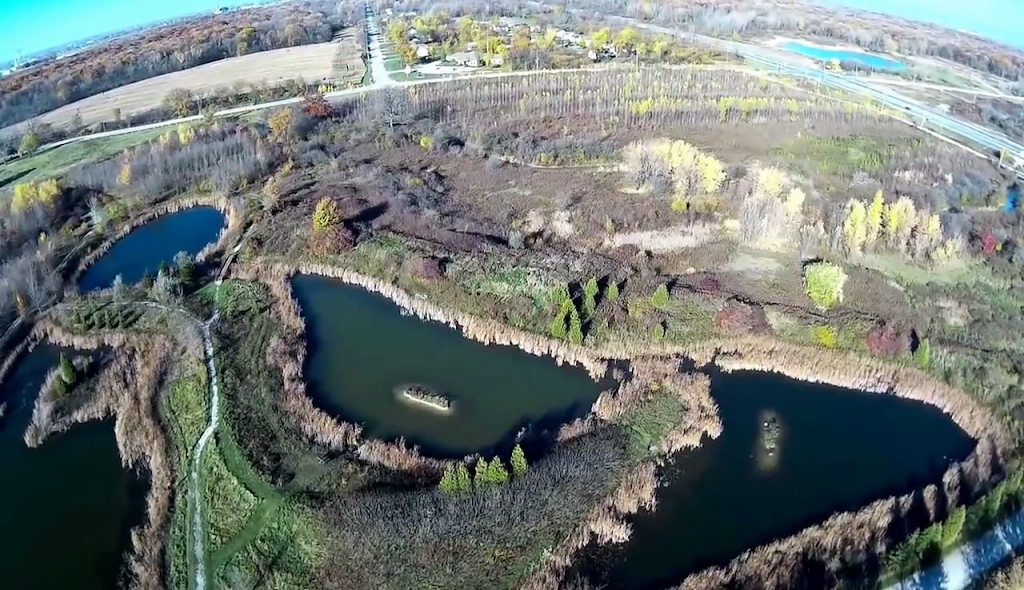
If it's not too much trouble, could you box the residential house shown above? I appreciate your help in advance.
[415,43,431,60]
[448,51,482,67]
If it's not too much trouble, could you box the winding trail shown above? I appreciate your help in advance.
[190,279,223,590]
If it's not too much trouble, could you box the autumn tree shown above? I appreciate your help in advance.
[18,131,39,155]
[865,190,884,249]
[268,107,294,142]
[303,92,336,119]
[164,88,197,117]
[312,198,342,231]
[510,444,528,476]
[473,458,490,484]
[486,457,509,484]
[843,199,868,255]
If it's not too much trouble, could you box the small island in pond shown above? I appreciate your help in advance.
[396,384,454,413]
[762,414,781,456]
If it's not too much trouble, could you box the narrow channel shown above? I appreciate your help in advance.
[292,274,606,457]
[574,369,975,589]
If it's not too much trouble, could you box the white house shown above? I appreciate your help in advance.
[448,51,482,67]
[415,44,431,60]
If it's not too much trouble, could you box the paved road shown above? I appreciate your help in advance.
[27,3,1024,178]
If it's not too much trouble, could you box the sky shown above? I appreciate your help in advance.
[0,0,1021,63]
[0,0,253,63]
[830,0,1024,48]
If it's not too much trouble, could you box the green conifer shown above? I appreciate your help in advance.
[474,458,490,485]
[568,307,583,344]
[59,353,76,385]
[583,277,598,317]
[510,444,528,476]
[606,281,619,302]
[488,458,509,484]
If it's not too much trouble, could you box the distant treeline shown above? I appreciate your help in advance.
[0,0,360,129]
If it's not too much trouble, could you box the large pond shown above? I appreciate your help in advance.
[79,206,225,291]
[784,41,905,71]
[575,370,975,589]
[0,345,143,589]
[292,274,606,457]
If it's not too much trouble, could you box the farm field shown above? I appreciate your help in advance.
[2,32,365,137]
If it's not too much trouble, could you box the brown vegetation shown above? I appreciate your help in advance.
[25,319,182,590]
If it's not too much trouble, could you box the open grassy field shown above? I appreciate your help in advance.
[2,31,365,136]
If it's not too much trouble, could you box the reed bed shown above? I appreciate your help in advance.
[26,319,188,590]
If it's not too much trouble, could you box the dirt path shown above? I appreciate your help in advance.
[191,283,223,590]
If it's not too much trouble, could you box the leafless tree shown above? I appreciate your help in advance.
[374,88,413,130]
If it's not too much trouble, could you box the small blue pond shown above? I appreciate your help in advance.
[783,41,905,71]
[79,206,225,292]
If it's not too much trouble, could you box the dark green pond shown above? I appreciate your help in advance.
[79,206,225,291]
[0,345,143,589]
[292,274,605,457]
[575,370,975,589]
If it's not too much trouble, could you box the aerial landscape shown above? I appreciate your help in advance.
[2,0,1024,589]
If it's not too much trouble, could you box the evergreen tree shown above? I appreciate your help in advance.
[174,251,195,286]
[549,308,567,340]
[510,444,528,476]
[474,458,490,485]
[59,353,76,386]
[651,284,670,310]
[606,281,619,302]
[583,277,598,317]
[941,506,965,549]
[568,307,583,344]
[488,458,509,484]
[438,465,459,494]
[914,339,931,369]
[141,271,154,290]
[453,462,471,491]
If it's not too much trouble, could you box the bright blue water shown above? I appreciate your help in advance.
[783,41,905,71]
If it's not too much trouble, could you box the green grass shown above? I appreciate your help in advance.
[770,134,921,179]
[163,367,209,590]
[197,280,267,317]
[0,127,167,186]
[619,388,688,458]
[860,253,1007,289]
[204,439,260,554]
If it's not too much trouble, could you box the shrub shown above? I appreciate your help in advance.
[803,262,847,310]
[714,300,769,334]
[813,325,838,348]
[419,135,435,150]
[651,284,670,310]
[914,338,931,368]
[59,353,77,385]
[865,323,909,356]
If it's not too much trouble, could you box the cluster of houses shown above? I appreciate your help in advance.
[385,10,618,69]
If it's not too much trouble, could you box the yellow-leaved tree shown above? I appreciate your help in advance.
[865,190,884,250]
[843,199,868,255]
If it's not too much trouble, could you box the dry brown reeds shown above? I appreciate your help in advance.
[25,318,187,590]
[690,335,1010,451]
[234,260,616,474]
